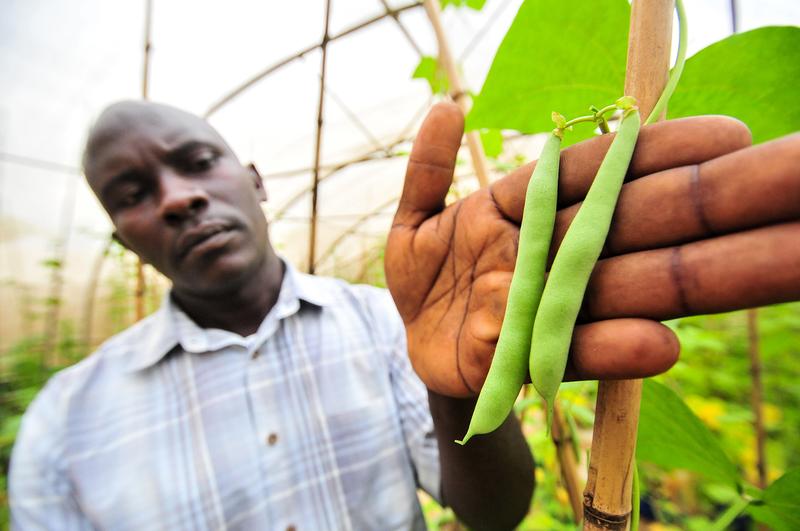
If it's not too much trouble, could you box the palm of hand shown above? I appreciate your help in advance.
[386,187,516,397]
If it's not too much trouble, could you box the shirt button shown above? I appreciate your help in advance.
[266,433,278,446]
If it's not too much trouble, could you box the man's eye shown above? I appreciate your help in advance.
[191,151,219,171]
[116,185,145,208]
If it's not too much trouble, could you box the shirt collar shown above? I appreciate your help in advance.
[122,257,333,373]
[122,296,182,373]
[284,258,335,308]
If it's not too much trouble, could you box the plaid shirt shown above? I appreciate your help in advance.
[10,261,440,530]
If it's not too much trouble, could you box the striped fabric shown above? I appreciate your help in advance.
[10,260,441,530]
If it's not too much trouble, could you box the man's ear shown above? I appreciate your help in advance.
[248,162,267,202]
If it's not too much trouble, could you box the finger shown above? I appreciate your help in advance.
[492,115,752,221]
[550,132,800,262]
[393,102,464,229]
[583,221,800,321]
[463,280,676,387]
[563,318,679,381]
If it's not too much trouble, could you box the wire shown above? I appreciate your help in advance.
[0,151,82,175]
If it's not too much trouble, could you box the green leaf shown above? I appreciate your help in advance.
[637,379,739,487]
[467,0,630,146]
[748,469,800,530]
[669,26,800,144]
[41,258,62,269]
[479,128,503,157]
[411,56,449,95]
[0,415,22,449]
[440,0,487,10]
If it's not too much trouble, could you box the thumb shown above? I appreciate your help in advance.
[393,101,464,228]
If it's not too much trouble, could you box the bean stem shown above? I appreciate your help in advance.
[564,115,597,128]
[595,104,618,117]
[708,496,751,531]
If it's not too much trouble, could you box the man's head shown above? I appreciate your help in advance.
[83,100,272,297]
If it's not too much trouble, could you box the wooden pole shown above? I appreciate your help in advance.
[747,310,768,488]
[42,168,79,366]
[552,402,584,522]
[726,0,767,494]
[583,1,674,528]
[81,236,113,350]
[422,0,490,188]
[142,0,153,99]
[135,0,153,321]
[308,0,332,274]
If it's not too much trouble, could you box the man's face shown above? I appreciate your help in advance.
[84,102,270,296]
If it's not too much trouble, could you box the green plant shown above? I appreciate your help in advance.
[413,0,800,527]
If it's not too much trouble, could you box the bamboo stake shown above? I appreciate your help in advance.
[308,0,332,274]
[729,0,739,34]
[134,261,146,321]
[81,236,113,350]
[747,309,767,488]
[0,146,4,365]
[422,0,490,188]
[727,0,767,494]
[41,170,79,367]
[552,402,584,522]
[142,0,153,99]
[583,1,674,529]
[134,0,154,322]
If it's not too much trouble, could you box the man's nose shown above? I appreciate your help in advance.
[158,172,209,225]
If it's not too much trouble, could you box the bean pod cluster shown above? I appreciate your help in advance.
[457,129,562,445]
[459,101,642,444]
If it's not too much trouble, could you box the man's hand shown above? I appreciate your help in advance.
[386,102,800,398]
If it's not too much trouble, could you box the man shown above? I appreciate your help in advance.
[9,99,799,530]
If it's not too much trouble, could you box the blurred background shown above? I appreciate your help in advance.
[2,0,799,528]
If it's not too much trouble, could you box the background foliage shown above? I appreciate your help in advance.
[2,0,799,528]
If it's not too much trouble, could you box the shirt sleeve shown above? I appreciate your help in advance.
[367,288,443,503]
[9,378,94,530]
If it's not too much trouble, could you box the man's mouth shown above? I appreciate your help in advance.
[176,222,234,260]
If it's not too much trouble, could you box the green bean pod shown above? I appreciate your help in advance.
[530,110,641,429]
[456,132,562,445]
